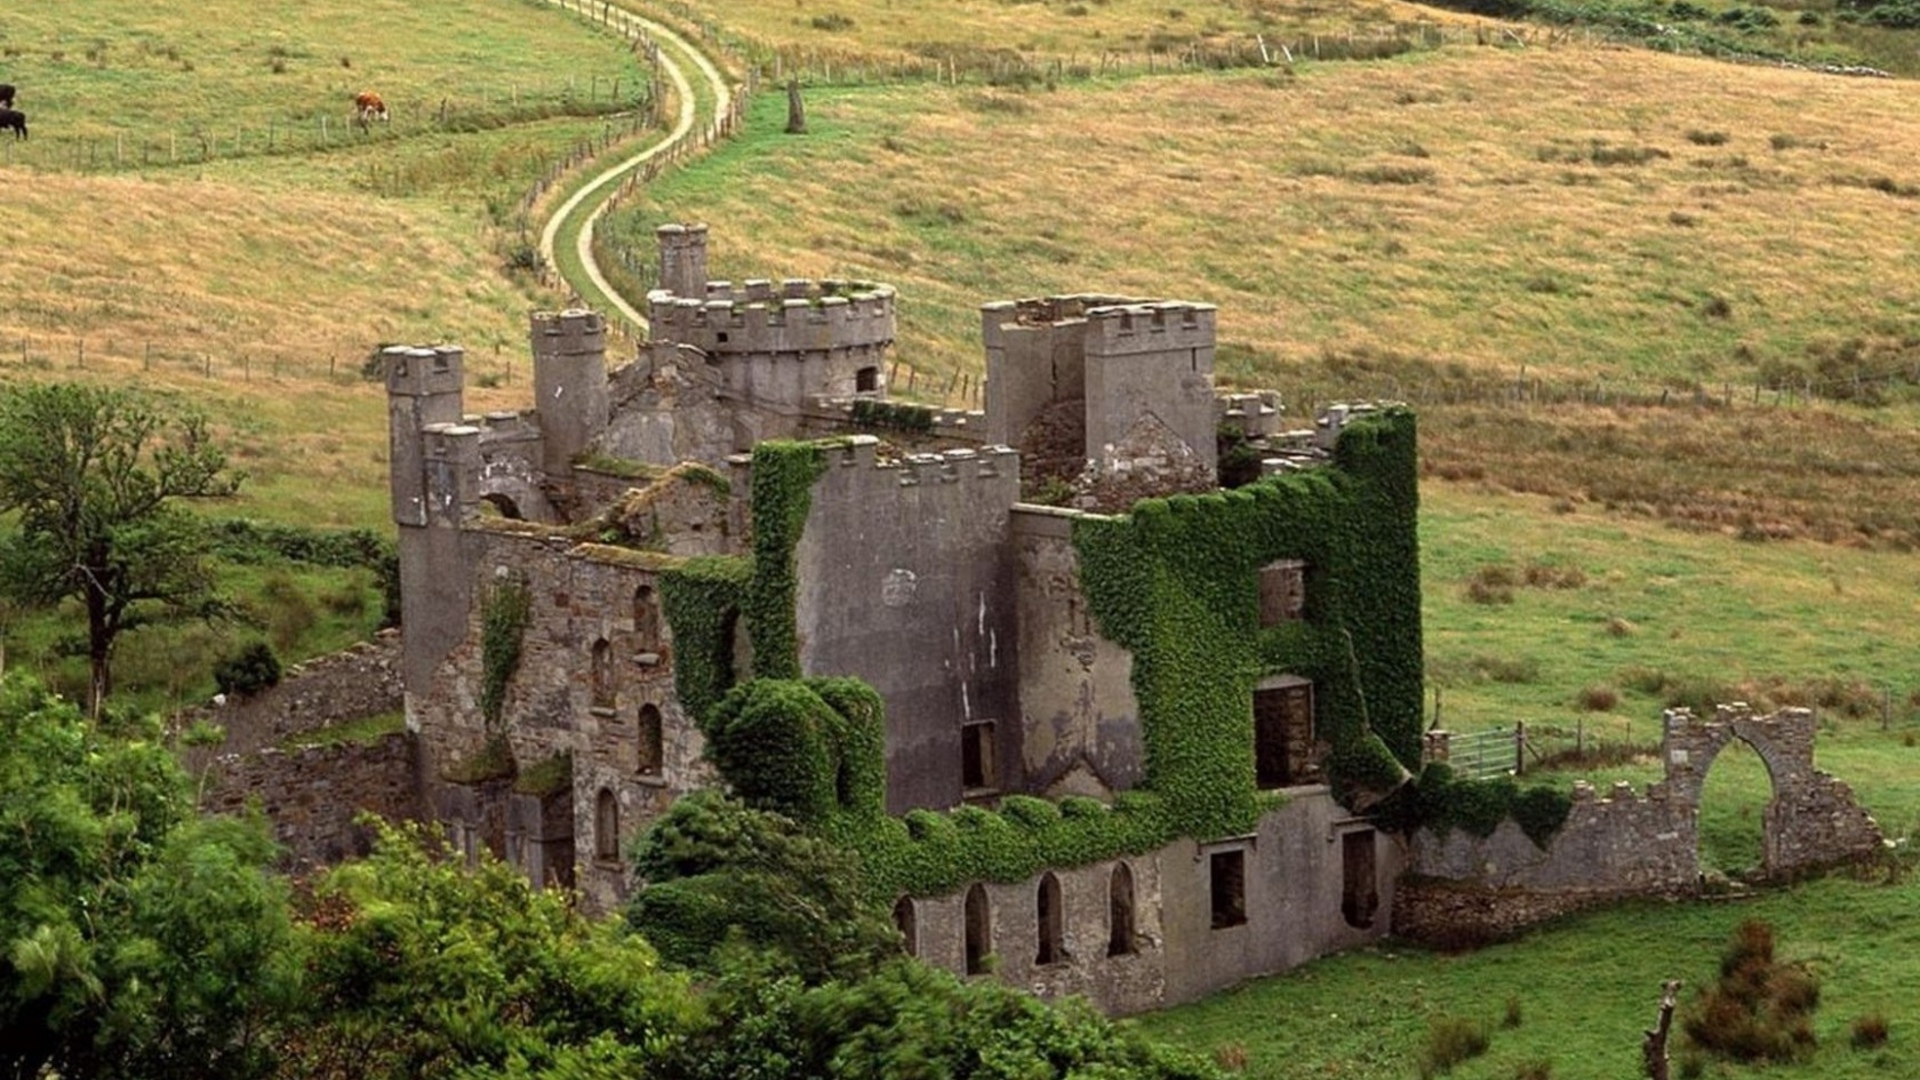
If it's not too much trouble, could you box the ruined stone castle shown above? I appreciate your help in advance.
[343,222,1884,1013]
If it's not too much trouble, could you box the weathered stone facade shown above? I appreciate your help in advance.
[179,631,404,761]
[1398,704,1884,945]
[198,732,423,871]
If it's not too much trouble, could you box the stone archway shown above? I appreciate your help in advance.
[1661,704,1883,880]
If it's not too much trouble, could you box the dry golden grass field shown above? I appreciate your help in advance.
[616,41,1920,547]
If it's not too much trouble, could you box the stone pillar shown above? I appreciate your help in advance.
[531,309,611,477]
[656,222,709,299]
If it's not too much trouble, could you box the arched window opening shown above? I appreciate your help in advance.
[964,884,992,975]
[595,788,619,861]
[591,638,614,708]
[1107,862,1138,957]
[637,704,664,776]
[1036,872,1066,965]
[893,896,918,957]
[633,584,659,650]
[480,492,523,520]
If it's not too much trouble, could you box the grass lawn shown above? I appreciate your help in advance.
[1132,872,1920,1079]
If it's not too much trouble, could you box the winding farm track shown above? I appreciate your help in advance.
[535,0,735,331]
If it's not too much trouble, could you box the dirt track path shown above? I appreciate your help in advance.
[535,0,735,331]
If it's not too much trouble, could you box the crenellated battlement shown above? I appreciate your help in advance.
[824,439,1020,487]
[384,344,464,398]
[1217,390,1282,437]
[646,278,898,358]
[1082,301,1217,355]
[531,308,607,359]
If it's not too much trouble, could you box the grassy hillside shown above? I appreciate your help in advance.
[615,47,1920,387]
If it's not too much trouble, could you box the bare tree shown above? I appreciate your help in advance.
[1643,979,1682,1080]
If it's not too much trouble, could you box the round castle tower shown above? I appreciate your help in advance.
[646,223,898,412]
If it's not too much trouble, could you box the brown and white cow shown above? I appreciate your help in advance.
[353,90,389,127]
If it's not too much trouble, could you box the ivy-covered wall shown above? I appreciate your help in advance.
[654,411,1427,899]
[1072,406,1423,837]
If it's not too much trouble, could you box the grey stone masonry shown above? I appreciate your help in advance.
[1399,703,1885,945]
[1662,703,1884,878]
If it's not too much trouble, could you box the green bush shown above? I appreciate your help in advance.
[213,640,282,696]
[1419,1014,1490,1077]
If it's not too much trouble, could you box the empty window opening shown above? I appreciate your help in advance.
[855,365,880,392]
[964,884,992,975]
[1036,873,1067,965]
[1341,829,1379,930]
[637,704,664,776]
[480,493,523,520]
[1258,559,1307,625]
[893,896,918,957]
[1107,862,1138,957]
[633,584,659,649]
[1209,849,1247,929]
[962,720,998,792]
[595,787,619,861]
[1255,680,1317,789]
[591,639,614,708]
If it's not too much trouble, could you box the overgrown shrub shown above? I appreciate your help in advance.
[1577,684,1619,711]
[213,640,282,697]
[1419,1014,1490,1077]
[1852,1012,1889,1048]
[1464,563,1518,605]
[1682,919,1820,1063]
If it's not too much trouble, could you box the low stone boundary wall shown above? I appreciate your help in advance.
[1397,704,1885,946]
[179,631,404,763]
[197,732,424,872]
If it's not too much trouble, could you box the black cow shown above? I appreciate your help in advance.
[0,108,24,140]
[0,85,13,108]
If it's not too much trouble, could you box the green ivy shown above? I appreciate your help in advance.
[744,442,829,681]
[479,579,531,730]
[849,399,936,433]
[1397,763,1574,848]
[659,555,750,727]
[1071,407,1425,840]
[1512,784,1574,848]
[702,680,843,824]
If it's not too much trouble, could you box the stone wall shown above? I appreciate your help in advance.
[198,732,423,871]
[1397,704,1885,945]
[794,437,1023,814]
[180,632,404,763]
[906,788,1397,1015]
[1009,506,1143,799]
[411,528,713,914]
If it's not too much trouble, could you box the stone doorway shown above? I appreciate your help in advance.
[1696,737,1770,881]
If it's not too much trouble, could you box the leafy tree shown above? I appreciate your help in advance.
[0,673,295,1080]
[0,383,241,713]
[627,790,898,983]
[663,958,1227,1080]
[287,818,697,1080]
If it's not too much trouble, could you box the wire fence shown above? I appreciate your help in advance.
[11,321,1920,417]
[637,9,1658,91]
[0,76,654,174]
